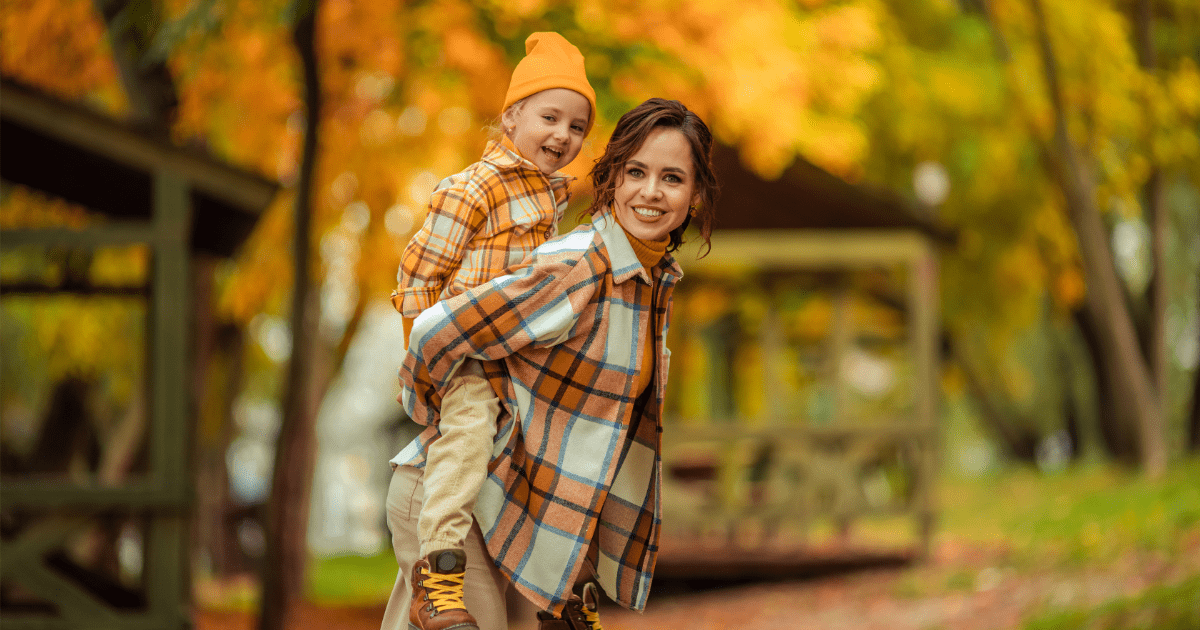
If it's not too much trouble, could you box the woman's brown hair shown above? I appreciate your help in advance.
[587,98,719,254]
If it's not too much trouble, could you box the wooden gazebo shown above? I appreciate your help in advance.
[0,79,276,628]
[657,145,949,574]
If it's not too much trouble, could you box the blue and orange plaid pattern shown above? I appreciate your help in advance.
[392,209,681,614]
[391,138,573,317]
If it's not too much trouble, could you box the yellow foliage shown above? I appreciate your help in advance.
[1169,58,1200,117]
[681,285,733,326]
[994,242,1045,329]
[1052,267,1086,311]
[89,246,149,287]
[790,296,832,342]
[0,186,95,229]
[0,0,124,110]
[11,0,1196,408]
[734,344,766,420]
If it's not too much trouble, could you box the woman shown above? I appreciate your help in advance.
[383,97,719,630]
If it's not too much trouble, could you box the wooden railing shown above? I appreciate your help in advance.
[660,421,935,556]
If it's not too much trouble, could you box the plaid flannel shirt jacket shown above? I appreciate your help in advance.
[391,210,680,614]
[391,138,573,317]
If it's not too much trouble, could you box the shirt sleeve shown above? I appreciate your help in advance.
[394,175,489,317]
[399,242,602,426]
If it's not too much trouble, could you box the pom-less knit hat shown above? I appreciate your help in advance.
[502,32,597,135]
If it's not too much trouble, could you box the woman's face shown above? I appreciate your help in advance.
[612,127,698,242]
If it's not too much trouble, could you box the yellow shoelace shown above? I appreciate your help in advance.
[583,605,603,630]
[421,566,468,612]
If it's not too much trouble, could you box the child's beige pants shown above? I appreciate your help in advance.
[415,362,499,555]
[379,465,509,630]
[380,361,505,630]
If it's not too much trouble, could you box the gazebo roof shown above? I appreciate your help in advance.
[710,144,953,242]
[0,78,278,257]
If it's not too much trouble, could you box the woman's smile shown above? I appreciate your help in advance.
[613,127,698,242]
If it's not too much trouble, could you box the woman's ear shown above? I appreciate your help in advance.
[689,194,701,215]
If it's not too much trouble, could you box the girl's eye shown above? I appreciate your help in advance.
[571,124,584,133]
[543,115,555,122]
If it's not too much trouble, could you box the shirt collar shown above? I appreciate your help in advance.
[481,138,576,187]
[593,208,684,284]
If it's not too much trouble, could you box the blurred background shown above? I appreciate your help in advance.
[0,0,1198,628]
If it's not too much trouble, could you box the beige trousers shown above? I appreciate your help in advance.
[379,465,509,630]
[419,362,500,555]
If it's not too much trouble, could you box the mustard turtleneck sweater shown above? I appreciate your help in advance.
[614,214,669,398]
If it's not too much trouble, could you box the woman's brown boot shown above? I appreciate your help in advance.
[535,582,603,630]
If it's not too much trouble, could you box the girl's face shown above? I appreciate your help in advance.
[504,88,591,175]
[612,127,698,242]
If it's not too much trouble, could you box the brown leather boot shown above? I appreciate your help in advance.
[409,549,479,630]
[535,581,603,630]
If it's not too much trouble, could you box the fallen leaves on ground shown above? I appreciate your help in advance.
[195,535,1200,630]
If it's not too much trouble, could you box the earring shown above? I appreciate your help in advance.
[688,205,697,215]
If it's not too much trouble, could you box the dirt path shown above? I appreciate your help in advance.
[195,538,1200,630]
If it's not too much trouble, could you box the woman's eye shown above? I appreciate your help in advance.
[665,174,682,184]
[626,168,643,178]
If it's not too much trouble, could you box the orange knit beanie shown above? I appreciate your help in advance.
[502,32,596,135]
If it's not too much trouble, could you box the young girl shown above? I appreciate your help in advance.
[396,98,718,629]
[383,32,595,630]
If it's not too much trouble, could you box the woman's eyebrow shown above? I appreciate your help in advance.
[625,159,690,175]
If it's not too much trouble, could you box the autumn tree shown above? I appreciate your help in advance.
[6,2,1197,625]
[860,0,1199,471]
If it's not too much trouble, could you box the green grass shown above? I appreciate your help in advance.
[307,550,399,606]
[936,458,1200,568]
[1022,574,1200,630]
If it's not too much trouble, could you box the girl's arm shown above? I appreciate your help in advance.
[394,176,489,318]
[399,235,602,422]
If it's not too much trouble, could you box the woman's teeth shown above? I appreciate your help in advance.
[633,207,663,218]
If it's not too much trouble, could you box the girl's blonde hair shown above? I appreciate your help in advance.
[484,98,528,141]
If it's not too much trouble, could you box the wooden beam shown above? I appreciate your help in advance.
[1,81,276,215]
[678,230,931,271]
[0,482,187,508]
[0,225,160,248]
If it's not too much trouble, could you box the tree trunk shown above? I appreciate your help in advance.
[866,285,1043,463]
[259,1,322,628]
[192,278,245,580]
[1134,0,1170,459]
[1189,357,1200,452]
[945,335,1040,463]
[1190,289,1200,453]
[1028,0,1165,475]
[1073,308,1137,461]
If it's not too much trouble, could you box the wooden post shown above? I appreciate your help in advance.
[909,242,939,559]
[145,170,192,626]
